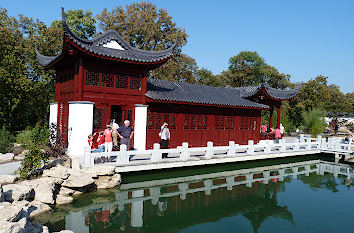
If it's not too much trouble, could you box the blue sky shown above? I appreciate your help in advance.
[2,0,353,93]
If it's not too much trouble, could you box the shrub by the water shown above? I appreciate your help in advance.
[301,108,327,137]
[0,126,14,153]
[16,124,50,179]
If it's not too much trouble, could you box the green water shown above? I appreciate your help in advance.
[36,155,354,233]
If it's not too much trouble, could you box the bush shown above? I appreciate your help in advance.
[301,108,327,137]
[16,129,32,147]
[0,126,14,153]
[16,124,50,179]
[44,123,67,158]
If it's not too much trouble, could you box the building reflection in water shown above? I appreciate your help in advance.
[39,159,353,233]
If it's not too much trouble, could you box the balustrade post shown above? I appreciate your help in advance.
[149,187,161,205]
[226,177,234,190]
[292,167,299,178]
[205,141,214,159]
[321,138,327,150]
[247,140,255,154]
[117,144,129,165]
[280,139,286,152]
[294,139,300,151]
[264,140,271,153]
[227,141,236,156]
[306,138,311,150]
[180,142,190,161]
[204,179,213,195]
[300,134,304,143]
[278,169,285,181]
[151,143,162,162]
[83,146,92,168]
[263,171,270,184]
[305,165,310,176]
[317,135,322,149]
[246,174,253,188]
[178,183,189,200]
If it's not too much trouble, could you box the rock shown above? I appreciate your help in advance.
[28,201,52,218]
[55,230,74,233]
[58,187,75,196]
[0,201,25,222]
[0,184,4,202]
[95,174,122,189]
[27,177,62,205]
[14,150,27,161]
[56,194,73,205]
[42,165,70,180]
[82,165,116,177]
[3,184,34,202]
[0,174,19,185]
[62,173,94,188]
[72,190,84,196]
[42,226,50,233]
[0,153,14,163]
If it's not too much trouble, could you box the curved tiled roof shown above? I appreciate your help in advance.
[36,8,175,67]
[236,83,301,100]
[146,79,270,109]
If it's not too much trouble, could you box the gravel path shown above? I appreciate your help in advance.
[0,161,21,175]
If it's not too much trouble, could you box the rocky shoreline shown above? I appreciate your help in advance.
[0,164,122,233]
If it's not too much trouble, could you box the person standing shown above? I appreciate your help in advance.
[159,122,170,158]
[274,126,281,143]
[280,123,285,135]
[104,125,113,152]
[97,131,105,152]
[111,121,119,150]
[118,120,134,150]
[260,123,268,134]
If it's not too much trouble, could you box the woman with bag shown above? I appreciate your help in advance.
[159,122,170,158]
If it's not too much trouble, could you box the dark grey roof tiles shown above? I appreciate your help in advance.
[146,79,270,109]
[36,8,175,67]
[236,83,300,100]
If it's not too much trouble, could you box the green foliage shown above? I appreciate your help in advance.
[51,9,96,39]
[15,129,32,147]
[301,108,327,137]
[16,124,49,179]
[0,126,14,153]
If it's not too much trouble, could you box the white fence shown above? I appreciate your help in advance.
[82,135,352,168]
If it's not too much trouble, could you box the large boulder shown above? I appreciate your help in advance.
[26,177,62,205]
[3,184,34,202]
[58,187,75,196]
[0,201,26,222]
[0,153,14,163]
[56,194,73,205]
[62,173,94,188]
[81,165,116,178]
[54,230,74,233]
[0,174,19,185]
[95,174,122,189]
[28,200,52,218]
[42,165,70,180]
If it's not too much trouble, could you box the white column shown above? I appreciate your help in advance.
[133,104,148,150]
[65,211,89,233]
[67,101,94,162]
[49,103,58,128]
[131,190,144,228]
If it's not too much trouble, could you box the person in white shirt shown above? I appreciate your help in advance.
[159,122,170,158]
[280,123,285,135]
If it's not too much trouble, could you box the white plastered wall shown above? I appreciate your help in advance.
[133,104,148,150]
[67,101,94,161]
[49,103,58,128]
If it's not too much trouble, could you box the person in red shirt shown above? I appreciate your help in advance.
[88,134,95,151]
[97,131,105,152]
[104,125,113,152]
[274,126,281,143]
[260,123,268,134]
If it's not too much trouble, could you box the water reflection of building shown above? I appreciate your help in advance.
[61,160,352,233]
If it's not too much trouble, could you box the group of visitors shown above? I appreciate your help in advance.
[88,120,134,152]
[260,123,285,143]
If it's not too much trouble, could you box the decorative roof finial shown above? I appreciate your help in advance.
[61,7,66,22]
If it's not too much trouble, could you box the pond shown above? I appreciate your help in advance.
[36,155,354,233]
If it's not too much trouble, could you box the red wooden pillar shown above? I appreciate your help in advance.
[277,106,281,129]
[78,58,84,101]
[269,108,273,130]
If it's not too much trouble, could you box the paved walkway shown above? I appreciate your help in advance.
[0,161,21,175]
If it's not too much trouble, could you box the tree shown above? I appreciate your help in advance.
[97,2,187,50]
[224,51,291,88]
[51,9,96,39]
[195,68,225,87]
[301,108,327,137]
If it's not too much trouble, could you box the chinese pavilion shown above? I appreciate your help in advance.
[36,8,300,158]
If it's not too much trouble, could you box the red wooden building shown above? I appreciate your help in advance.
[37,9,300,152]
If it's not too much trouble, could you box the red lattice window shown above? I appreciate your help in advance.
[240,117,248,130]
[230,117,235,130]
[170,114,177,130]
[102,73,114,87]
[191,115,196,129]
[184,115,190,129]
[156,113,162,129]
[127,110,132,122]
[219,116,224,130]
[215,116,219,130]
[148,112,154,130]
[163,113,169,125]
[130,76,141,90]
[116,75,128,89]
[197,115,202,129]
[225,117,230,130]
[85,70,99,86]
[203,115,208,129]
[94,108,103,131]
